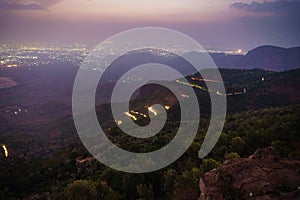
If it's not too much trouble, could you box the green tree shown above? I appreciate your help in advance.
[64,179,121,200]
[201,158,220,173]
[224,152,240,160]
[136,183,154,200]
[64,180,97,200]
[230,136,245,155]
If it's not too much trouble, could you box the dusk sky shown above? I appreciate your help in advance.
[0,0,299,51]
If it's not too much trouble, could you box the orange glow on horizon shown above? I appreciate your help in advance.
[12,0,236,23]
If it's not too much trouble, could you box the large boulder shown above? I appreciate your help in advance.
[199,147,300,200]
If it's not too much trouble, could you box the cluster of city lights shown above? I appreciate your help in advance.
[0,44,89,68]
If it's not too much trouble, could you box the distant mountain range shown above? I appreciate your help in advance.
[118,45,300,73]
[211,45,300,71]
[92,45,300,84]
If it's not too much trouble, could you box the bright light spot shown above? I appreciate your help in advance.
[115,120,122,125]
[181,94,189,98]
[237,49,242,54]
[216,91,223,96]
[164,105,170,110]
[124,112,137,121]
[6,64,18,68]
[178,79,246,97]
[2,144,8,157]
[176,79,207,91]
[148,106,158,116]
[262,77,265,81]
[191,77,223,83]
[130,110,147,118]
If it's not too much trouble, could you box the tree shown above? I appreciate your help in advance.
[136,183,154,200]
[64,180,97,200]
[230,136,245,155]
[64,179,121,200]
[201,158,220,173]
[224,152,240,160]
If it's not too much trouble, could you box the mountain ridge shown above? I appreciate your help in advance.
[211,45,300,71]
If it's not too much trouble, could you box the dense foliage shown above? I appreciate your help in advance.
[0,104,299,199]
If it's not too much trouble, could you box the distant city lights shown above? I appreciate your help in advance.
[0,43,247,68]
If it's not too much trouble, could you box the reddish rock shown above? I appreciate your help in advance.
[199,147,300,200]
[24,192,50,200]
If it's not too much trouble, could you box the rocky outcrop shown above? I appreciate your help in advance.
[199,147,300,200]
[24,192,50,200]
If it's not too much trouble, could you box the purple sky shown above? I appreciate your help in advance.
[0,0,299,51]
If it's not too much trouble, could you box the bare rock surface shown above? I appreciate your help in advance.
[199,147,300,200]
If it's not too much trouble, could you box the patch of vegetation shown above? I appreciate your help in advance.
[0,104,299,199]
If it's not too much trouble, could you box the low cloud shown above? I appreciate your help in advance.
[231,0,300,16]
[0,0,63,10]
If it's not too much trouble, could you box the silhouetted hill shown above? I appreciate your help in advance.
[211,45,300,71]
[240,45,300,71]
[133,69,300,116]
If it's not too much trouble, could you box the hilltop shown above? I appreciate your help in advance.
[211,45,300,71]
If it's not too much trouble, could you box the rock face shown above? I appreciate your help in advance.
[199,147,300,200]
